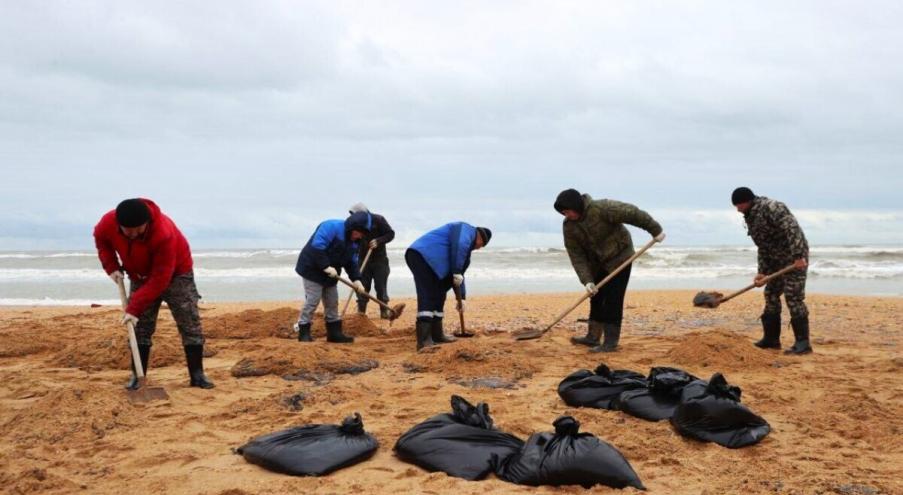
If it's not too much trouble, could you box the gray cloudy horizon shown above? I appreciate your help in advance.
[1,1,901,250]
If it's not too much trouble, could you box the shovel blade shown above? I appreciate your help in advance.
[693,291,723,309]
[453,331,475,338]
[126,378,170,404]
[388,303,406,322]
[512,327,544,341]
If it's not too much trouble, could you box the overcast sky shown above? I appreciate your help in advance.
[1,1,901,249]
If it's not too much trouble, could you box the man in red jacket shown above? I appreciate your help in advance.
[94,198,214,389]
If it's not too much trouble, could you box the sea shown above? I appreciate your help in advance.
[0,245,900,306]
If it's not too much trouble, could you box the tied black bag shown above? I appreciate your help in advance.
[616,367,699,421]
[393,395,525,480]
[670,373,771,448]
[495,416,645,490]
[237,413,378,476]
[557,363,647,409]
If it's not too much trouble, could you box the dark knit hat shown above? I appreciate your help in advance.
[731,187,756,205]
[476,227,492,246]
[554,188,584,214]
[116,199,150,228]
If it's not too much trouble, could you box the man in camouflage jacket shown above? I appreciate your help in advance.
[554,188,665,353]
[732,187,812,354]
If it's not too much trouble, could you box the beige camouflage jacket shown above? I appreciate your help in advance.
[744,196,809,273]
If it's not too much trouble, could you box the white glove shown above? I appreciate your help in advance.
[368,239,379,249]
[121,313,139,326]
[109,271,124,284]
[654,232,666,243]
[585,282,598,295]
[452,274,464,288]
[323,266,338,278]
[352,280,366,294]
[457,299,466,313]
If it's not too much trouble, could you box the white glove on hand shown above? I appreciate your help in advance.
[452,274,464,288]
[109,271,124,284]
[323,266,338,278]
[457,299,466,313]
[585,282,599,295]
[352,280,366,294]
[121,313,139,326]
[368,239,379,249]
[654,232,666,243]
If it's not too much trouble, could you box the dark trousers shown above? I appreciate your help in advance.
[588,264,632,326]
[130,271,205,346]
[405,249,452,318]
[356,256,390,309]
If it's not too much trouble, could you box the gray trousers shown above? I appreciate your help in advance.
[298,277,340,325]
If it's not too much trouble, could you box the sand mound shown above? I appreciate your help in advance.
[665,329,783,370]
[0,329,61,358]
[229,338,379,379]
[205,309,383,339]
[50,336,187,371]
[401,338,537,383]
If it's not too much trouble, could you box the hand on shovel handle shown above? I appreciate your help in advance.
[694,263,798,309]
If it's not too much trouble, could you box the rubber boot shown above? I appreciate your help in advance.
[325,320,354,343]
[295,322,312,342]
[755,313,782,349]
[416,319,435,351]
[184,344,215,389]
[431,317,457,344]
[356,301,367,316]
[570,320,602,347]
[125,344,151,390]
[590,323,621,353]
[380,304,392,320]
[785,315,813,355]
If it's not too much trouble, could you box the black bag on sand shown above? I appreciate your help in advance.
[670,373,771,448]
[557,364,647,409]
[394,395,525,481]
[495,416,645,490]
[237,413,378,476]
[616,367,699,421]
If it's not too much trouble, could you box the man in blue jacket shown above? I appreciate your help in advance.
[293,212,369,343]
[405,222,492,350]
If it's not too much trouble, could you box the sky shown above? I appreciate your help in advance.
[1,1,901,250]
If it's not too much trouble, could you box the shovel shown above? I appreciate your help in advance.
[513,237,660,341]
[693,264,798,308]
[451,285,474,337]
[334,275,406,325]
[341,247,374,316]
[116,278,170,404]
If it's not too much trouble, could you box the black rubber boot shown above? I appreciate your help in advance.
[326,320,354,343]
[570,320,602,347]
[431,317,457,344]
[416,319,435,351]
[356,301,368,316]
[296,322,312,342]
[785,315,813,355]
[590,323,621,353]
[125,344,151,390]
[380,304,392,320]
[755,313,782,349]
[184,344,215,389]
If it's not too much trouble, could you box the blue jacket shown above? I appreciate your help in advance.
[409,222,477,296]
[295,212,370,286]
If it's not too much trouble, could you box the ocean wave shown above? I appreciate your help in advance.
[0,298,119,306]
[0,252,94,259]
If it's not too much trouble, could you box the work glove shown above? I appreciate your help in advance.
[120,313,139,327]
[108,270,124,284]
[457,299,466,313]
[368,239,379,249]
[753,273,766,287]
[352,280,366,294]
[585,282,598,295]
[452,274,464,288]
[654,232,666,243]
[793,258,808,270]
[323,266,338,278]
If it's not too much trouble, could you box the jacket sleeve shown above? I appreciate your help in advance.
[449,223,475,275]
[373,215,395,246]
[125,235,177,316]
[771,202,807,261]
[93,221,121,275]
[600,200,663,237]
[563,224,594,286]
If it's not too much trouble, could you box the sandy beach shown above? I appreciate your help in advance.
[1,290,900,494]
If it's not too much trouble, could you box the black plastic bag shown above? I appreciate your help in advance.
[557,364,647,409]
[670,373,771,448]
[237,413,378,476]
[495,416,645,490]
[616,367,699,421]
[394,395,525,480]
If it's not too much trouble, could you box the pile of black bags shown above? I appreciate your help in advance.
[557,364,647,410]
[616,367,699,421]
[237,413,379,476]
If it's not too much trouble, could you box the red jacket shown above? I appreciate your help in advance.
[93,199,194,316]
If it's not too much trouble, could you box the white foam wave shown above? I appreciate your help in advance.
[0,298,119,306]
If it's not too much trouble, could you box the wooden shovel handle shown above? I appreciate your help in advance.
[341,247,374,316]
[335,274,394,312]
[453,286,466,334]
[717,264,798,305]
[117,277,146,379]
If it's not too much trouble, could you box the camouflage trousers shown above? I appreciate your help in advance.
[763,265,809,319]
[130,271,205,346]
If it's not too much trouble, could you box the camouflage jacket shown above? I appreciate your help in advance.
[562,194,663,284]
[744,196,808,273]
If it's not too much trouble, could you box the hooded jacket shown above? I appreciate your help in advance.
[295,212,370,286]
[408,222,477,297]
